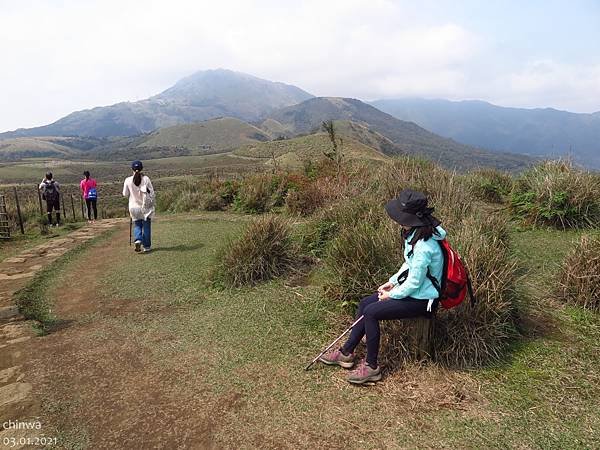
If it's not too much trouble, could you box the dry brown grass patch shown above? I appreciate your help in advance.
[211,215,300,287]
[558,233,600,311]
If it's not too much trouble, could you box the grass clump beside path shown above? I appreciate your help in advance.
[510,160,600,228]
[558,233,600,311]
[210,214,300,288]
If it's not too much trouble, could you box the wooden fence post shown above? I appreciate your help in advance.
[61,194,67,221]
[37,185,44,216]
[70,194,76,221]
[13,186,24,234]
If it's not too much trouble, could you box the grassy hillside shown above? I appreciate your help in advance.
[0,137,82,160]
[334,120,397,153]
[234,133,388,168]
[138,117,271,154]
[0,153,265,186]
[268,97,535,171]
[259,118,294,138]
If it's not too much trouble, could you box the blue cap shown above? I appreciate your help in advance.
[131,160,143,171]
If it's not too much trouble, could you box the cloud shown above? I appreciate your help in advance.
[501,60,600,112]
[0,0,599,131]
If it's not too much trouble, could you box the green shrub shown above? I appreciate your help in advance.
[157,176,208,213]
[298,196,382,256]
[558,233,600,311]
[202,192,227,211]
[211,215,299,287]
[37,215,49,235]
[465,169,513,203]
[217,180,240,206]
[233,174,273,213]
[510,160,600,228]
[285,182,326,216]
[298,218,338,258]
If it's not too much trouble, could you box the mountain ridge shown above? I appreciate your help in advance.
[266,97,534,170]
[0,69,314,139]
[371,98,600,168]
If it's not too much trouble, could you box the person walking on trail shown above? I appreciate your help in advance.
[80,170,98,223]
[319,189,446,384]
[123,160,155,253]
[39,172,61,227]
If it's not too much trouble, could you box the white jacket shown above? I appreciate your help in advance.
[123,175,155,220]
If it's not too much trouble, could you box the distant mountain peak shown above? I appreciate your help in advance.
[1,69,314,139]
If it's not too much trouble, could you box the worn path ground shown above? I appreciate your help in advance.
[0,219,123,448]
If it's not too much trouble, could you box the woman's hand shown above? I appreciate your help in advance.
[378,290,391,301]
[377,281,394,293]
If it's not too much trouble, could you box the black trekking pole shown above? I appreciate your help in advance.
[305,315,364,371]
[129,218,132,246]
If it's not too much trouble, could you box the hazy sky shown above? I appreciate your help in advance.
[2,0,600,132]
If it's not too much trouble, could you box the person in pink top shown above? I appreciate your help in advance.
[80,171,98,223]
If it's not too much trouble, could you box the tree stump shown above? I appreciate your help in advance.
[412,313,436,361]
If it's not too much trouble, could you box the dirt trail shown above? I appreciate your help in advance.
[0,222,223,449]
[0,220,123,447]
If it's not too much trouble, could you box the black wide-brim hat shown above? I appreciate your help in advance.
[385,189,441,227]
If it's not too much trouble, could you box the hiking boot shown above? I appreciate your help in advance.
[319,348,354,369]
[134,240,142,252]
[143,247,152,253]
[347,361,382,384]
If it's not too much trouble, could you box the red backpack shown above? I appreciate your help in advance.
[427,240,475,309]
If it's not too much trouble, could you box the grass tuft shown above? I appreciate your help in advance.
[211,215,300,287]
[557,233,600,311]
[510,160,600,228]
[464,168,513,203]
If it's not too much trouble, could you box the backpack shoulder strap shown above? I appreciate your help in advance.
[426,268,442,296]
[467,274,476,305]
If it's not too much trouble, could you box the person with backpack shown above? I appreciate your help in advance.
[38,172,61,227]
[319,189,447,384]
[123,160,155,253]
[80,170,98,223]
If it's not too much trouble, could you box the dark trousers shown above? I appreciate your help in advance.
[86,198,97,220]
[341,293,434,368]
[45,197,60,225]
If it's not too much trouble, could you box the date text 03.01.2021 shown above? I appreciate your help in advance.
[2,436,58,447]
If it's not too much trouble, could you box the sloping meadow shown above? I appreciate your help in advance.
[211,156,521,370]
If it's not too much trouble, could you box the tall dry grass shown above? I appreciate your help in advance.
[464,168,513,203]
[319,158,520,368]
[557,234,600,311]
[211,215,300,287]
[511,160,600,228]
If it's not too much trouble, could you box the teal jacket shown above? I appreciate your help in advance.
[388,226,446,300]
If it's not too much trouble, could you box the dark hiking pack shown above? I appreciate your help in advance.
[426,240,475,309]
[42,180,59,202]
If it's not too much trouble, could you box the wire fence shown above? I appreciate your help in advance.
[0,167,260,234]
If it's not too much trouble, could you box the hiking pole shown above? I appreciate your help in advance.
[305,315,364,371]
[129,218,132,246]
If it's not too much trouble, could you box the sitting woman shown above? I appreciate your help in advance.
[320,189,446,384]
